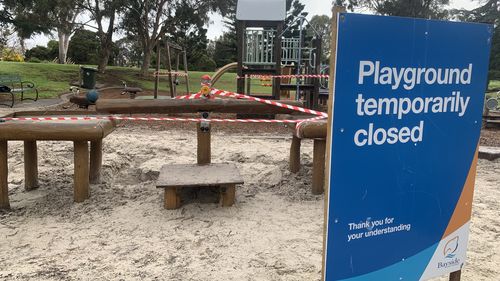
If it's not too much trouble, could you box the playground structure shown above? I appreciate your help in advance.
[0,111,117,209]
[152,40,190,99]
[236,0,323,109]
[483,91,500,128]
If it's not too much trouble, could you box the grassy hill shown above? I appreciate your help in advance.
[0,61,264,99]
[0,61,498,99]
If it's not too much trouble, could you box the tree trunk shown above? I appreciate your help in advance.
[97,47,111,73]
[57,30,70,64]
[141,48,152,76]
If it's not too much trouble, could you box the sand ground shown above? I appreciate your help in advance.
[0,126,498,280]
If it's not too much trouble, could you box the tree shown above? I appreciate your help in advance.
[67,29,100,64]
[284,0,309,38]
[452,0,500,80]
[82,0,124,72]
[121,0,232,75]
[1,0,85,64]
[25,40,60,61]
[306,15,331,64]
[343,0,450,19]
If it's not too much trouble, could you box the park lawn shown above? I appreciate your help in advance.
[0,61,272,99]
[489,80,500,91]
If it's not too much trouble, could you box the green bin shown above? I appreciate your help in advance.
[81,67,98,89]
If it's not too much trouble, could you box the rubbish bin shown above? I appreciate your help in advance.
[81,67,98,89]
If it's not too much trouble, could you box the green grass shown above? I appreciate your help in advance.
[489,80,500,91]
[0,61,272,99]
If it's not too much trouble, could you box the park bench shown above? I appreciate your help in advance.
[0,75,39,108]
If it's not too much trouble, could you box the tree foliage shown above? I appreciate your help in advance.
[342,0,450,19]
[452,0,500,80]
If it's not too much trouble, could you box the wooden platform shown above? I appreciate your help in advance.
[156,163,244,209]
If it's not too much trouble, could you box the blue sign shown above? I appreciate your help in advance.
[325,14,492,281]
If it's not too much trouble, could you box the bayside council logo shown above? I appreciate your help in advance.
[444,236,459,259]
[437,236,461,270]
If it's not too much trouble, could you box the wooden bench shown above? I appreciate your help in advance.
[156,163,244,209]
[0,111,117,209]
[0,75,39,108]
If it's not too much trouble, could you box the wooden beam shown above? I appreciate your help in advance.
[74,141,90,203]
[24,141,39,191]
[312,139,326,195]
[449,271,461,281]
[289,135,301,173]
[96,99,306,115]
[90,140,102,184]
[295,120,327,139]
[0,140,9,209]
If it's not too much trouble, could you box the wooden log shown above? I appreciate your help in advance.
[296,120,327,139]
[74,141,90,203]
[312,139,326,195]
[24,141,39,191]
[96,99,305,115]
[90,140,103,184]
[197,122,211,165]
[0,140,9,209]
[220,184,236,207]
[289,135,301,173]
[449,271,461,281]
[164,187,181,209]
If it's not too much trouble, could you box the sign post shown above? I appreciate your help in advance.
[323,12,492,281]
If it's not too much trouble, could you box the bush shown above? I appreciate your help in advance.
[489,70,500,81]
[28,57,42,63]
[193,54,217,72]
[1,48,24,62]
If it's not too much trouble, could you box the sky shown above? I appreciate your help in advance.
[26,0,482,49]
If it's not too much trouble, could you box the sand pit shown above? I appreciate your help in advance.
[0,125,499,280]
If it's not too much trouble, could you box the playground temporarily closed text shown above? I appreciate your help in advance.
[353,61,472,146]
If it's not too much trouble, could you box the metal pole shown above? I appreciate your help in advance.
[296,17,305,101]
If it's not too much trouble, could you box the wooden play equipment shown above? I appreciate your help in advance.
[288,119,327,195]
[95,77,320,208]
[153,40,190,98]
[236,0,323,108]
[0,111,117,209]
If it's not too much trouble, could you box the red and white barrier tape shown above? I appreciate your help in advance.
[152,71,189,77]
[0,116,321,124]
[295,116,327,138]
[210,88,328,118]
[236,74,329,80]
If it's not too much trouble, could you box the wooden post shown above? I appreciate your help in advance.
[449,271,461,281]
[24,141,39,191]
[237,20,245,94]
[74,141,90,202]
[220,184,236,207]
[312,139,326,195]
[0,140,9,209]
[183,51,190,94]
[322,6,346,278]
[166,45,175,98]
[289,135,301,173]
[197,122,211,165]
[164,187,181,209]
[154,42,161,99]
[274,22,283,100]
[90,140,102,184]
